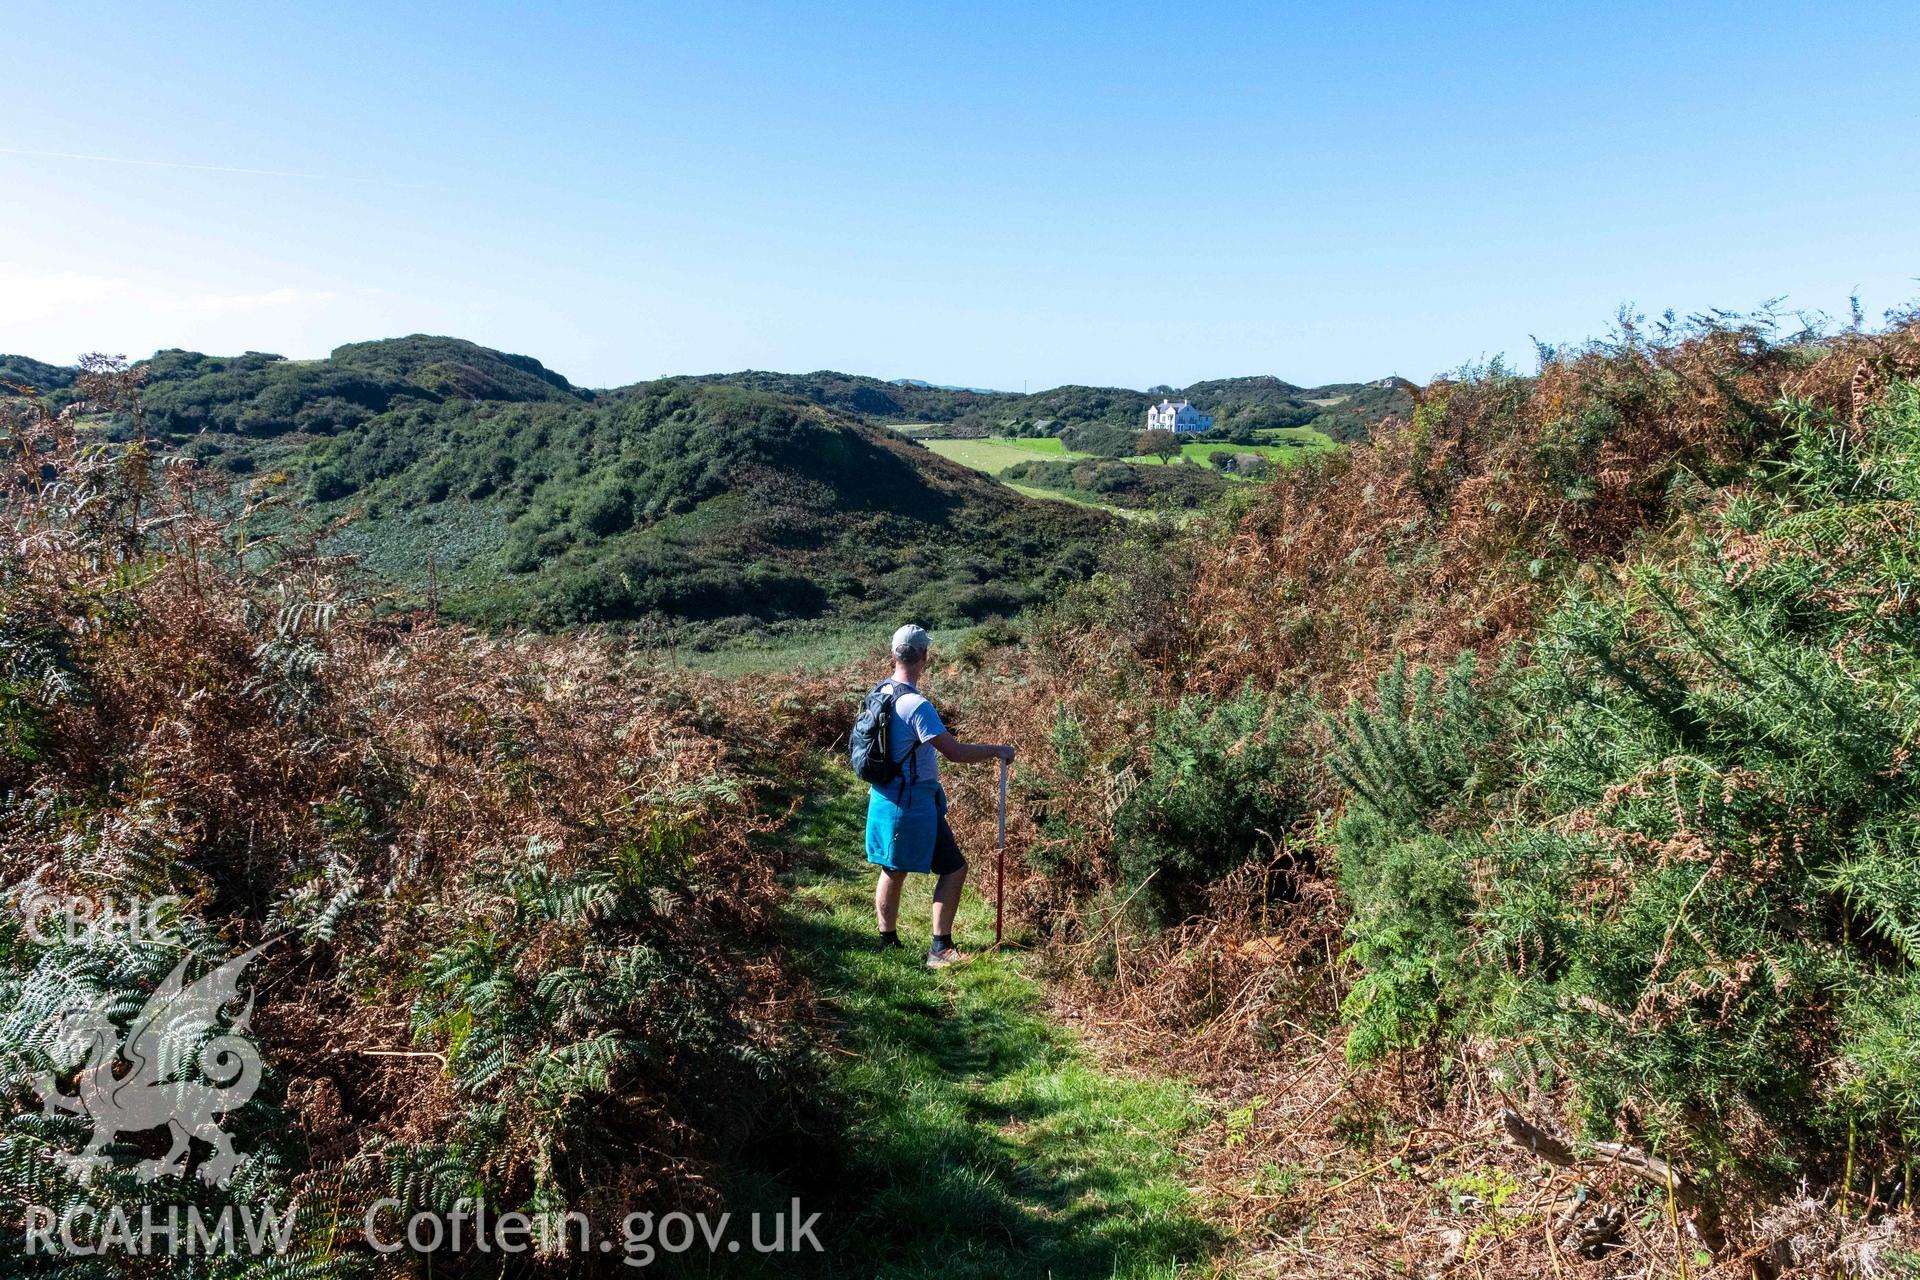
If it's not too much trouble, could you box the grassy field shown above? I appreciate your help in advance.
[926,432,1333,478]
[924,436,1070,472]
[674,623,970,676]
[750,771,1224,1279]
[1129,437,1332,467]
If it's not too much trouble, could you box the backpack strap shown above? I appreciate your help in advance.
[885,680,923,800]
[877,680,911,762]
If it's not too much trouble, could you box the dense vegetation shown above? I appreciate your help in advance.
[3,340,1108,635]
[938,308,1920,1274]
[0,367,846,1277]
[679,369,995,424]
[140,336,589,439]
[302,378,1104,630]
[0,339,1413,637]
[1333,387,1920,1179]
[949,375,1409,443]
[15,310,1918,1274]
[0,354,75,396]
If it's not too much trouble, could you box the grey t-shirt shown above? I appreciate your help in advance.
[887,681,945,787]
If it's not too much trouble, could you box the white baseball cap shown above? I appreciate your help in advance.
[890,624,931,657]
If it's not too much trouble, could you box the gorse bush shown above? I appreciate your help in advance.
[1328,655,1510,1063]
[1327,654,1507,836]
[1111,687,1312,928]
[1329,382,1920,1187]
[1472,384,1920,1182]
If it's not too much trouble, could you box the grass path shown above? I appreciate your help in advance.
[766,772,1225,1279]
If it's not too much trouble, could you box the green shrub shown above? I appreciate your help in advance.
[956,616,1020,668]
[1111,687,1311,928]
[573,477,636,536]
[1327,384,1920,1185]
[306,468,352,502]
[1336,830,1481,1064]
[1328,655,1511,1062]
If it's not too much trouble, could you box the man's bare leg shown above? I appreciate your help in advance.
[930,865,966,938]
[875,869,907,933]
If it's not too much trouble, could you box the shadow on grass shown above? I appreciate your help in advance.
[710,766,1224,1280]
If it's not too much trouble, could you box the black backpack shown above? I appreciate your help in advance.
[850,680,919,792]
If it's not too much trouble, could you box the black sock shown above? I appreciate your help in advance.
[879,930,900,948]
[930,934,953,952]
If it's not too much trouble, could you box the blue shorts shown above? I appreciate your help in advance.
[865,783,967,875]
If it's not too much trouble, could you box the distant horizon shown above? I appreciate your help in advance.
[0,304,1892,400]
[7,331,1425,397]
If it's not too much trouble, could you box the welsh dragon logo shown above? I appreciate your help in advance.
[33,946,266,1186]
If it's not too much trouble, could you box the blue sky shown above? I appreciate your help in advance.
[3,1,1915,390]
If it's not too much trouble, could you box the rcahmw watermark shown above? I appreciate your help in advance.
[23,1204,295,1257]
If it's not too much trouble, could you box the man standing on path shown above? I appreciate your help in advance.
[865,624,1015,969]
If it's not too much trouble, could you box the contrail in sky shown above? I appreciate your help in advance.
[0,146,431,188]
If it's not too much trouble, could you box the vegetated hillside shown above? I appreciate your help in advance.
[954,374,1411,443]
[11,339,1407,448]
[0,353,76,395]
[6,339,1393,600]
[0,368,840,1277]
[999,457,1231,509]
[1184,374,1412,441]
[679,369,999,424]
[299,376,1106,631]
[3,338,1109,634]
[933,308,1920,1276]
[138,334,589,438]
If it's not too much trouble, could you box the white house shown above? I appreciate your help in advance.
[1146,398,1213,434]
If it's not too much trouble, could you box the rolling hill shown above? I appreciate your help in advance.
[0,352,77,393]
[305,374,1107,630]
[10,338,1110,635]
[6,336,1406,637]
[138,335,590,439]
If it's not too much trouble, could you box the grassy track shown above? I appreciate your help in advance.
[763,772,1224,1279]
[1001,480,1148,520]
